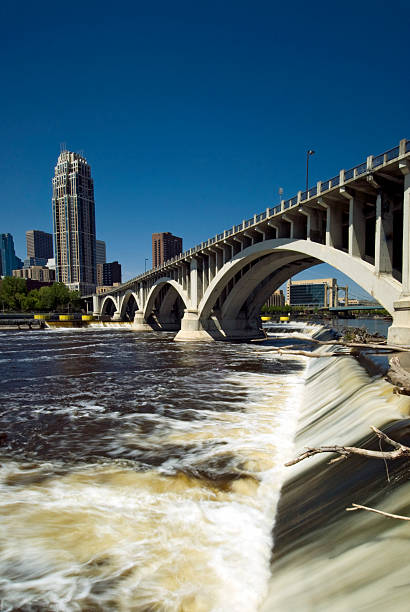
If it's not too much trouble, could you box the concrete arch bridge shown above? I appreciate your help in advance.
[92,139,410,344]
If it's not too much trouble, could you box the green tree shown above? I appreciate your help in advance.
[0,277,27,311]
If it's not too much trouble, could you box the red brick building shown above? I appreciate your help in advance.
[152,232,183,268]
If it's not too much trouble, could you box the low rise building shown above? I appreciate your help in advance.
[13,266,56,283]
[96,282,121,295]
[287,278,338,308]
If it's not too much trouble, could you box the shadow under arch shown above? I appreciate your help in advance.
[120,291,139,321]
[100,295,117,318]
[219,252,318,322]
[144,278,190,330]
[198,238,402,323]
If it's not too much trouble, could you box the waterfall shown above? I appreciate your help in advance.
[262,350,410,611]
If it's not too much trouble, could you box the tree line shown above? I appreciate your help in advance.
[0,277,82,312]
[261,303,390,316]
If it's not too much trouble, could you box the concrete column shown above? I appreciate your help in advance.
[269,220,290,239]
[138,286,145,311]
[223,242,233,263]
[347,194,365,258]
[375,192,393,275]
[202,255,209,293]
[243,232,254,246]
[267,221,278,238]
[209,252,216,281]
[387,164,410,345]
[283,214,306,239]
[324,203,344,249]
[214,248,223,273]
[189,258,199,309]
[254,227,266,240]
[304,209,321,241]
[402,171,410,294]
[92,295,101,316]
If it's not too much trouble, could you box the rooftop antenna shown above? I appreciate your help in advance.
[60,142,67,153]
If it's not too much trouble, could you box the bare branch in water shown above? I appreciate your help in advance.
[285,427,410,466]
[346,503,410,521]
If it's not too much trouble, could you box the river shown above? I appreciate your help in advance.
[0,325,409,611]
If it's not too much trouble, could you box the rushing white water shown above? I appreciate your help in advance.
[0,328,308,611]
[2,325,409,611]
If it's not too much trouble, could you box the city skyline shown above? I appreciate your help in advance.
[1,1,409,299]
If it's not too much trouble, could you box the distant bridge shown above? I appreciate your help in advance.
[328,305,386,312]
[91,139,410,344]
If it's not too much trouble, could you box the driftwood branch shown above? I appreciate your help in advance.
[346,503,410,521]
[285,427,410,466]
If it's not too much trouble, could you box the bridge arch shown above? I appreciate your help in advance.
[143,278,190,328]
[198,239,402,324]
[220,253,318,322]
[100,295,118,318]
[119,291,139,321]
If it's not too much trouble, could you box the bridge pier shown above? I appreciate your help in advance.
[174,310,265,342]
[174,310,213,342]
[132,310,154,332]
[388,300,410,345]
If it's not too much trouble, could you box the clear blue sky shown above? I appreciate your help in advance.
[1,0,409,298]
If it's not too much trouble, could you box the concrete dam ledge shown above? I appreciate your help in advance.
[261,342,410,612]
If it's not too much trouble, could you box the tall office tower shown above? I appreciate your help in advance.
[26,230,53,260]
[97,261,122,286]
[152,232,183,268]
[52,150,97,294]
[0,233,23,276]
[96,240,106,265]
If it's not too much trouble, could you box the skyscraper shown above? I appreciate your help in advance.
[96,240,106,265]
[152,232,183,268]
[97,261,122,286]
[0,233,23,276]
[52,150,97,294]
[26,230,53,260]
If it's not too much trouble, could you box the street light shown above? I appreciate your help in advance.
[306,149,315,193]
[278,187,284,202]
[144,258,149,272]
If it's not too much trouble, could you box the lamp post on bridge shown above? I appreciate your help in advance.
[306,149,315,193]
[145,258,149,272]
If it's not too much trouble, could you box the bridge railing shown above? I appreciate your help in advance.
[105,139,409,293]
